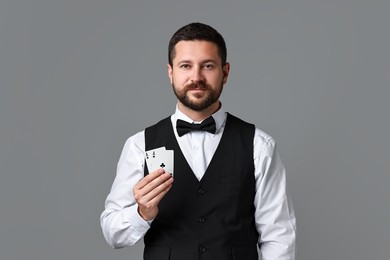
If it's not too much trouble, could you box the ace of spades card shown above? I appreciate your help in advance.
[145,147,174,177]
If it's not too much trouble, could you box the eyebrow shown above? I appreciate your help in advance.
[177,59,217,64]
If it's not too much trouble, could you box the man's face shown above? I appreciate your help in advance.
[168,40,230,112]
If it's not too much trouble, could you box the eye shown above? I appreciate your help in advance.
[203,63,215,70]
[179,64,191,69]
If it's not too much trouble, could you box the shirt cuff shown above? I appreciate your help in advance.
[122,206,152,237]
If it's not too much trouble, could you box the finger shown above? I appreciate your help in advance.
[137,183,173,220]
[133,171,172,201]
[135,168,165,190]
[137,176,173,204]
[142,182,173,207]
[135,172,172,197]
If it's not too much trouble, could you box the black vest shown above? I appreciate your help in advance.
[143,113,259,260]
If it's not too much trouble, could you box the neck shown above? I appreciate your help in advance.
[178,101,220,122]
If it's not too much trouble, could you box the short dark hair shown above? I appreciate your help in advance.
[168,22,227,67]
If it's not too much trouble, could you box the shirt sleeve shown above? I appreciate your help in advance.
[100,131,151,248]
[253,129,297,259]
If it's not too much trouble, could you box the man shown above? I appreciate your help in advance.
[101,22,296,260]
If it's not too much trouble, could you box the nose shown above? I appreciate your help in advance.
[190,66,203,83]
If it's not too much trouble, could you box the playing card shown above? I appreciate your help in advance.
[145,147,165,173]
[145,147,174,177]
[158,150,174,176]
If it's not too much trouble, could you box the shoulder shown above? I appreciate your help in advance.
[121,130,145,156]
[254,127,274,145]
[253,127,277,157]
[227,113,275,152]
[145,116,172,133]
[226,113,256,137]
[119,115,174,162]
[227,113,254,127]
[227,113,273,142]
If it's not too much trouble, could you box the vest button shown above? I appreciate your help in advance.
[198,217,206,223]
[199,246,207,254]
[197,188,205,195]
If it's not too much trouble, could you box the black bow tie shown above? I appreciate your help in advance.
[176,116,216,137]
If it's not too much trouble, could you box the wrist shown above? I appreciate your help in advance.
[138,206,157,221]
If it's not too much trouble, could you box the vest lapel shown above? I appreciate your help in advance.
[165,114,232,183]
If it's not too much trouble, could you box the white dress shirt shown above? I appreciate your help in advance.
[100,105,296,260]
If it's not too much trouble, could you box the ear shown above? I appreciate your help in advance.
[167,64,173,84]
[222,62,230,84]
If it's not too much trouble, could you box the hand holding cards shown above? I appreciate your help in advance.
[133,168,173,221]
[145,147,174,177]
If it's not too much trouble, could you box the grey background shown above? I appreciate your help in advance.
[1,0,389,259]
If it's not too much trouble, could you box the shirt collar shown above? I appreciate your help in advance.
[173,103,227,135]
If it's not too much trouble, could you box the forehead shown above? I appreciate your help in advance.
[172,40,220,63]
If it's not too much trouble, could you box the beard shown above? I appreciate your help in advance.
[172,80,223,111]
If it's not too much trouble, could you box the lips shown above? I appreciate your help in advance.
[189,88,206,91]
[186,82,207,91]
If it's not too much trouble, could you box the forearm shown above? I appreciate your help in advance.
[258,207,296,260]
[100,204,150,248]
[100,131,149,248]
[256,165,296,260]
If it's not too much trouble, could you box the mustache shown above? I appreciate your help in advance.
[185,81,208,90]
